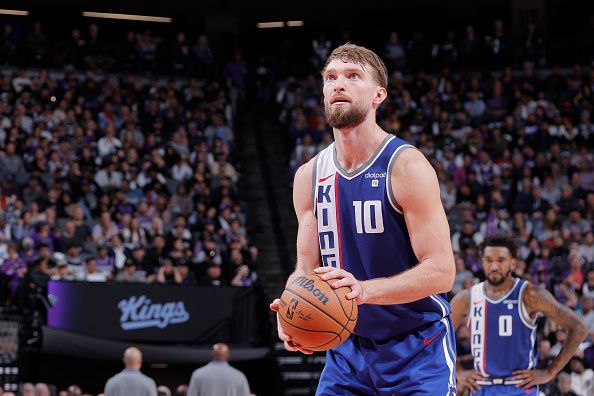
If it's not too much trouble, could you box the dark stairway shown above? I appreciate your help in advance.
[237,106,326,396]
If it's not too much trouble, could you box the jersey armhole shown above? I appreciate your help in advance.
[386,144,416,215]
[311,153,320,216]
[519,282,539,329]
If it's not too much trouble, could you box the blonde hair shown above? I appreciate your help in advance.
[321,43,388,88]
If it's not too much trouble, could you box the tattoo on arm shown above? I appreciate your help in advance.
[524,284,587,375]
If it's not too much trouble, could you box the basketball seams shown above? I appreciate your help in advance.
[284,288,348,331]
[278,312,340,336]
[278,314,342,351]
[282,275,358,351]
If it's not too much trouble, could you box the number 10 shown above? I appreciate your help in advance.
[353,200,384,234]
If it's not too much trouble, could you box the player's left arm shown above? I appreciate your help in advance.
[317,148,455,304]
[511,283,588,389]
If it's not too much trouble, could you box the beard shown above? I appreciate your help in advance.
[325,101,367,130]
[486,269,511,286]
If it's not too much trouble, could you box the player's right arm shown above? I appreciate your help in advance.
[286,159,322,283]
[269,159,321,354]
[450,289,483,393]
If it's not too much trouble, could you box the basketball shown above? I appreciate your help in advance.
[278,273,358,351]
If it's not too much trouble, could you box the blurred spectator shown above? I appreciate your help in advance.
[583,270,594,299]
[187,343,250,396]
[311,33,332,71]
[550,372,578,396]
[577,296,594,342]
[156,258,183,284]
[569,357,594,396]
[519,21,545,67]
[383,32,406,71]
[35,383,50,396]
[224,50,247,112]
[104,347,157,396]
[158,385,172,396]
[19,383,35,396]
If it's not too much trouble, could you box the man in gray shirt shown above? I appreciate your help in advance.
[105,347,158,396]
[187,343,251,396]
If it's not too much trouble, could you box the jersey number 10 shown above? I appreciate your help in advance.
[353,200,384,234]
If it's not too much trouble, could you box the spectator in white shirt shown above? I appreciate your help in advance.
[97,122,123,158]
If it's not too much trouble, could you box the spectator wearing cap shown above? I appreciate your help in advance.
[115,259,145,283]
[176,260,195,285]
[156,258,183,284]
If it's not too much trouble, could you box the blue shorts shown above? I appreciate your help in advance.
[472,385,538,395]
[316,318,457,396]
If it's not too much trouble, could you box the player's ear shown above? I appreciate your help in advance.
[372,86,387,107]
[510,258,516,271]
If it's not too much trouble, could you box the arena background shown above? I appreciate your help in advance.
[0,0,592,395]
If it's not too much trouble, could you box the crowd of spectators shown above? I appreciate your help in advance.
[0,24,260,310]
[1,22,217,78]
[277,22,594,396]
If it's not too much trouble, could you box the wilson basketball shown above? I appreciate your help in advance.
[278,273,358,351]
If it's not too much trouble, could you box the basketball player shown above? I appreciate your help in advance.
[450,235,588,395]
[270,44,457,395]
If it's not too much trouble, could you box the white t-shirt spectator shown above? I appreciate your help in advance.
[97,136,123,157]
[570,368,594,396]
[172,161,193,182]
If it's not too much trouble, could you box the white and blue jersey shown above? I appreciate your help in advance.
[312,135,457,396]
[469,278,539,396]
[312,135,451,340]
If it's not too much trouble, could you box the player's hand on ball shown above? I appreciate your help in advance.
[269,298,314,354]
[314,267,366,304]
[511,368,554,389]
[456,369,483,393]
